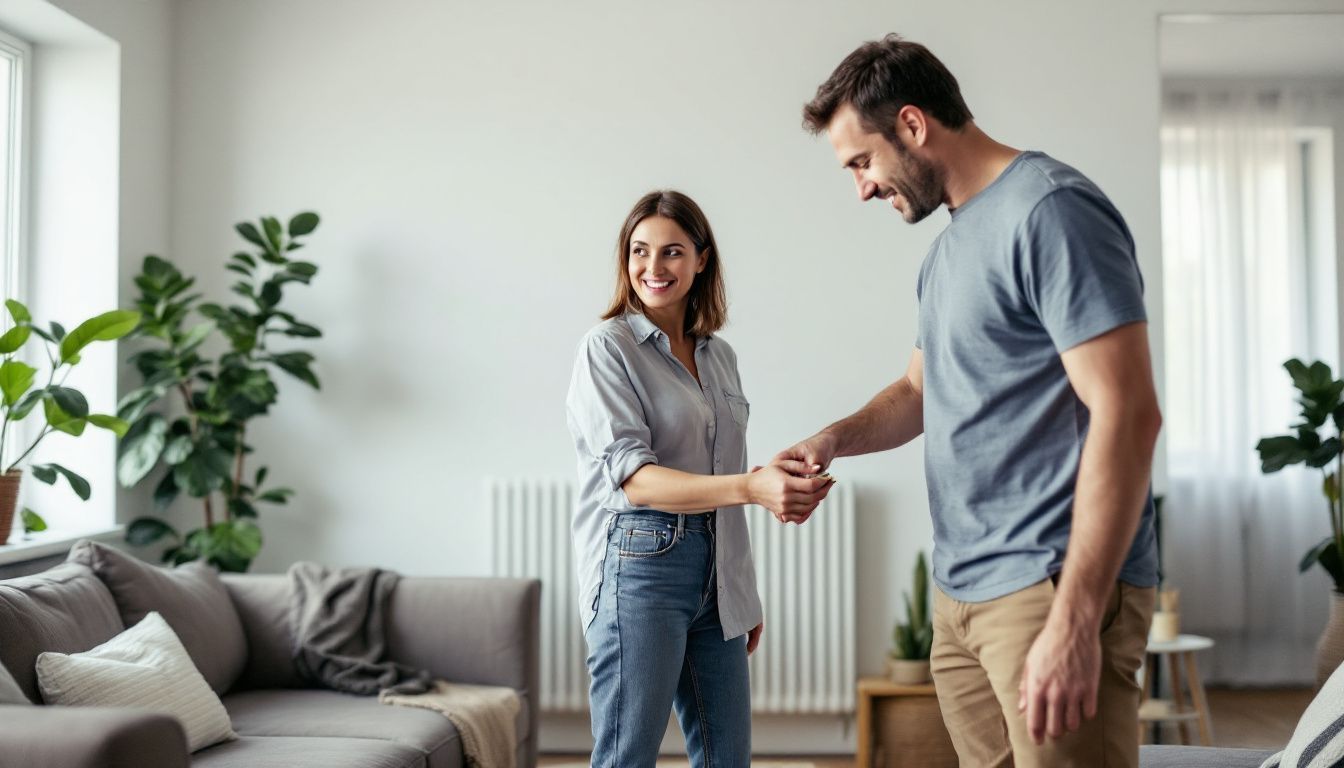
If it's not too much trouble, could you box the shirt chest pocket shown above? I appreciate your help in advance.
[723,391,750,429]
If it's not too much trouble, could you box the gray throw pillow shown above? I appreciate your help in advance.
[0,562,124,702]
[67,540,248,695]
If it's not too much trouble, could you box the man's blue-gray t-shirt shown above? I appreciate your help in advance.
[917,151,1158,603]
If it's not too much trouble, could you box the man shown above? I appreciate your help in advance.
[778,34,1162,767]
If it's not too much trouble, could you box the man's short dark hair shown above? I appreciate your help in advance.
[802,34,973,140]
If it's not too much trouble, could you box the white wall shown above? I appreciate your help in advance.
[162,0,1344,752]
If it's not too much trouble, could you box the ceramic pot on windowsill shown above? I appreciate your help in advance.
[0,470,20,546]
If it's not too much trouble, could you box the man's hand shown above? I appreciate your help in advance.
[771,431,839,474]
[746,464,832,523]
[1017,618,1102,744]
[747,621,763,655]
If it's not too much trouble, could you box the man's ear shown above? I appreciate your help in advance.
[898,104,930,148]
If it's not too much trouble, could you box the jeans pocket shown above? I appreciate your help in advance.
[618,527,676,558]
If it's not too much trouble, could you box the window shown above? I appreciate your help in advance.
[0,26,28,310]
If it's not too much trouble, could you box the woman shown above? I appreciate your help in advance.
[565,190,833,767]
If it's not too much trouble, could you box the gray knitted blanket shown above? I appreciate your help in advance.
[288,562,431,696]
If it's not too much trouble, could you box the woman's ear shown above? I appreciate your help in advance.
[697,248,709,274]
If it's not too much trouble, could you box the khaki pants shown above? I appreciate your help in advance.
[931,578,1155,768]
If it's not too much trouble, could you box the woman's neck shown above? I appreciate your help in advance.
[643,303,689,346]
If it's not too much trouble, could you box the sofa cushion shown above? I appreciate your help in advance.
[192,735,428,768]
[1139,745,1278,768]
[36,612,237,752]
[0,562,123,702]
[224,689,463,768]
[0,659,27,704]
[220,573,305,690]
[68,540,247,695]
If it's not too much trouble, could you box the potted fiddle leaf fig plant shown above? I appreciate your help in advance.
[1257,358,1344,685]
[0,300,138,544]
[117,212,321,572]
[888,550,934,685]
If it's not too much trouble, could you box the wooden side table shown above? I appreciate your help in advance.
[1138,634,1215,746]
[856,677,957,768]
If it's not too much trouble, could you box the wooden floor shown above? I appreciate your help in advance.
[539,686,1311,766]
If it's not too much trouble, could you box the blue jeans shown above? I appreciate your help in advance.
[584,511,751,768]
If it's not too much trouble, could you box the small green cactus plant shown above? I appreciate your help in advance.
[892,550,933,660]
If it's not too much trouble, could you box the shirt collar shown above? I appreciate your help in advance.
[624,313,712,348]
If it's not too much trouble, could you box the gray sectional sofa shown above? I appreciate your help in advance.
[1142,745,1277,767]
[0,551,540,768]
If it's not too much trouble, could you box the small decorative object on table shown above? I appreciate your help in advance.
[1150,587,1181,643]
[887,550,933,685]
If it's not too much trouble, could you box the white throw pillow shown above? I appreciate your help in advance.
[35,611,236,752]
[1260,660,1344,768]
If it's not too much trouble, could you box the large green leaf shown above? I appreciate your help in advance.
[1256,435,1311,473]
[50,387,89,419]
[287,261,318,278]
[43,398,86,436]
[126,516,178,546]
[172,445,232,497]
[229,497,259,519]
[288,212,319,237]
[261,217,283,253]
[259,280,282,308]
[152,470,178,513]
[117,413,168,487]
[203,519,262,572]
[60,310,141,363]
[116,384,167,423]
[177,322,214,354]
[10,388,43,420]
[281,322,321,338]
[162,434,192,465]
[235,222,268,250]
[270,352,319,389]
[0,360,36,406]
[5,299,30,324]
[0,325,30,354]
[88,414,130,438]
[33,462,90,500]
[30,464,57,484]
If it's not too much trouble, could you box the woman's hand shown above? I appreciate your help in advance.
[747,621,764,655]
[746,463,832,523]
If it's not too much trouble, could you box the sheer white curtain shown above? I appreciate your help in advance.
[1161,85,1338,685]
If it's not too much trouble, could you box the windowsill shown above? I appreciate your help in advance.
[0,525,123,565]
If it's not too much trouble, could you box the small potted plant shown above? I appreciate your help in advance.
[1257,358,1344,685]
[888,550,934,684]
[0,299,138,544]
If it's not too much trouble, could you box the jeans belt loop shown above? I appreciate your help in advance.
[676,513,686,541]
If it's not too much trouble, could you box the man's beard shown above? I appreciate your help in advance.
[890,137,943,224]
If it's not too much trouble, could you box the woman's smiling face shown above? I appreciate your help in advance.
[627,215,706,315]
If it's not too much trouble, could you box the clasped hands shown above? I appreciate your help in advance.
[747,432,837,525]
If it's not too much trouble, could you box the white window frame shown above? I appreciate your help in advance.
[0,26,30,319]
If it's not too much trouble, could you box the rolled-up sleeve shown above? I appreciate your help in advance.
[566,333,658,511]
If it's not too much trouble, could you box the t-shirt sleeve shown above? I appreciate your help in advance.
[1019,188,1147,352]
[565,333,658,511]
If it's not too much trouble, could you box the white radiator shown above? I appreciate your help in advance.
[488,477,855,715]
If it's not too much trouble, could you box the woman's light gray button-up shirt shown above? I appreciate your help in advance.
[565,313,763,640]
